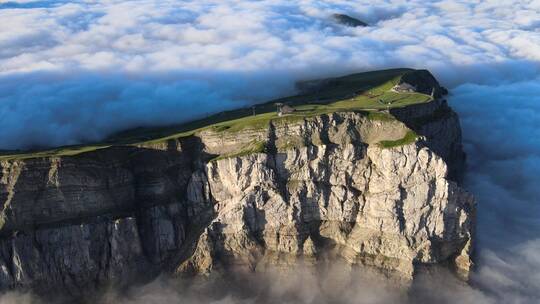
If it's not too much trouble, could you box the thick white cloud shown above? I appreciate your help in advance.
[0,0,539,149]
[0,1,540,303]
[450,78,540,303]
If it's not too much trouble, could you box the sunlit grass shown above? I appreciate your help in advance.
[378,130,418,148]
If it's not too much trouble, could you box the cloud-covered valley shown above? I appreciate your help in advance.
[0,0,540,303]
[0,0,539,149]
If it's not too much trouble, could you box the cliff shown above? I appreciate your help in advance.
[0,72,474,301]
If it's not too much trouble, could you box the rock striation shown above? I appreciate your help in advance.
[0,95,474,300]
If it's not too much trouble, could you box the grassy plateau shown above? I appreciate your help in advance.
[0,68,433,160]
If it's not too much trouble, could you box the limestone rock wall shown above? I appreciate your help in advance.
[0,100,474,299]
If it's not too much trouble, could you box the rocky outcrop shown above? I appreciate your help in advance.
[398,70,449,98]
[332,14,368,27]
[0,98,474,300]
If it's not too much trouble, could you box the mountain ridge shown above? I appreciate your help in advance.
[0,69,474,302]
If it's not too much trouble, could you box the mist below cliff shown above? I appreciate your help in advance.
[0,264,488,304]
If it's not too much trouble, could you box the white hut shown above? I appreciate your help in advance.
[276,103,296,116]
[391,82,417,93]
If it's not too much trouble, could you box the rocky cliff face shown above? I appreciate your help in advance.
[0,99,474,300]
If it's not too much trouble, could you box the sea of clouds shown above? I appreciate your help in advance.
[1,0,538,149]
[0,0,539,303]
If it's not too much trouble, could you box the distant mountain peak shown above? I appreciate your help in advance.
[332,13,368,27]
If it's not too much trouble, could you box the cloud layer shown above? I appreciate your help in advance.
[0,0,539,148]
[451,77,540,303]
[0,0,540,303]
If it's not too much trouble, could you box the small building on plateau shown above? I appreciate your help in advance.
[391,82,417,93]
[275,103,296,116]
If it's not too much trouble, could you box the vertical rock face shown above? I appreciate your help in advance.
[0,98,474,299]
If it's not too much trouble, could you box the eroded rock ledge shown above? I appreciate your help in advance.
[0,98,474,300]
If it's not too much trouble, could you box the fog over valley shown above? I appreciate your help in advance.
[0,0,538,149]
